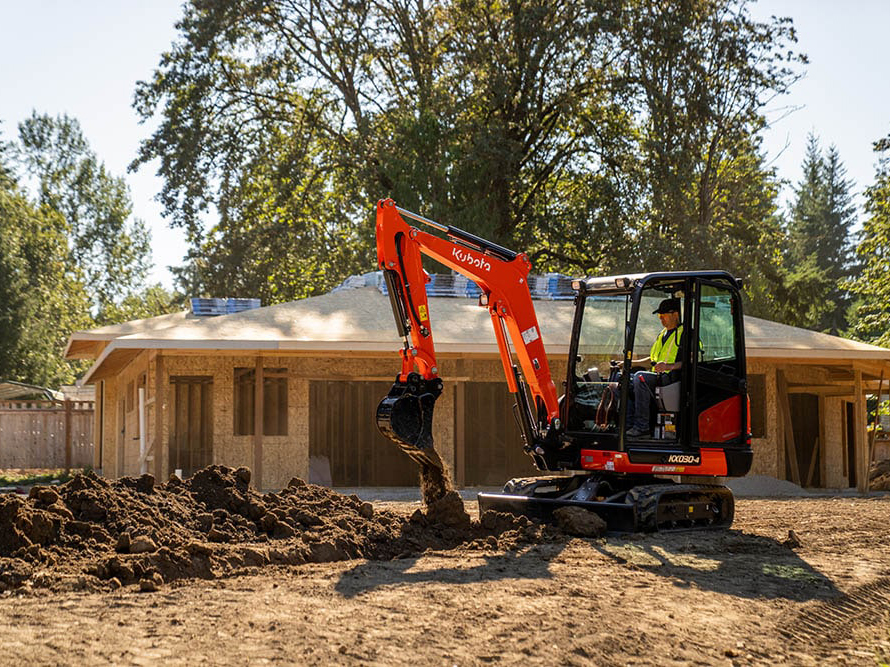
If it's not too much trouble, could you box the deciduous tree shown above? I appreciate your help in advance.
[0,139,91,386]
[16,113,152,318]
[133,0,803,315]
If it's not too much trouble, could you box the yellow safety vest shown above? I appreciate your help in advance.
[650,324,683,365]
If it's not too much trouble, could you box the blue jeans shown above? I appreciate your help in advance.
[627,371,659,431]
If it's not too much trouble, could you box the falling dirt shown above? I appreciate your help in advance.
[419,461,454,505]
[0,466,553,593]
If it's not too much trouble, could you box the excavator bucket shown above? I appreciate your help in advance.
[376,373,445,470]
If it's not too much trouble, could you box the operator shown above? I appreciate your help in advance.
[625,298,684,438]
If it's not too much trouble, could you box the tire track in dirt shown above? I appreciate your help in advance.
[781,576,890,659]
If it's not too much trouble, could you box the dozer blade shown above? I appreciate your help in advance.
[478,493,638,532]
[376,373,444,470]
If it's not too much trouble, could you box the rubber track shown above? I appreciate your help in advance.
[628,484,734,532]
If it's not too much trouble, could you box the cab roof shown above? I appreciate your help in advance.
[575,271,741,294]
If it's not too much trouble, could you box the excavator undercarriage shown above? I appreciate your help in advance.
[478,475,735,533]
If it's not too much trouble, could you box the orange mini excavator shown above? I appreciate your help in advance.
[374,199,753,531]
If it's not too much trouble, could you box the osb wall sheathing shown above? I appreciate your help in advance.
[99,352,568,489]
[822,396,847,487]
[156,355,310,491]
[99,347,860,490]
[99,351,153,478]
[747,360,778,478]
[99,379,117,475]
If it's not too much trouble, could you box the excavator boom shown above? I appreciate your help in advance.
[374,199,559,473]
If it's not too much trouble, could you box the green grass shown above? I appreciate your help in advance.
[0,469,84,487]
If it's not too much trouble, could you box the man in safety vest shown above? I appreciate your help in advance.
[626,298,684,438]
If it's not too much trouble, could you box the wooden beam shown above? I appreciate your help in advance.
[868,371,884,485]
[826,368,855,381]
[852,358,889,378]
[786,384,853,394]
[805,436,819,488]
[254,357,264,490]
[776,371,801,485]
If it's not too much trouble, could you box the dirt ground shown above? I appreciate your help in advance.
[0,469,889,666]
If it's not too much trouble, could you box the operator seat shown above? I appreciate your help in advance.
[656,381,681,412]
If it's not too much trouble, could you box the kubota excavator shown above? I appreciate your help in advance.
[375,199,752,531]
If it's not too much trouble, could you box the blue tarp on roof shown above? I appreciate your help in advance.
[333,271,576,300]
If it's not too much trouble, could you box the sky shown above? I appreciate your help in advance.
[1,0,888,289]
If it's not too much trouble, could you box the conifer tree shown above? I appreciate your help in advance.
[783,134,856,333]
[849,135,890,347]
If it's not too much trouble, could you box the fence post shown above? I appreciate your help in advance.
[64,399,72,473]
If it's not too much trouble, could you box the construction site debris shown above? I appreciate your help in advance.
[870,459,890,491]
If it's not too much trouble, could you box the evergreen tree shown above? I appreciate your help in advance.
[849,135,890,347]
[783,134,856,333]
[821,145,858,332]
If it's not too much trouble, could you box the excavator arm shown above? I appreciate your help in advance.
[374,199,561,472]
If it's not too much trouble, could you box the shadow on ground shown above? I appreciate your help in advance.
[593,529,838,601]
[335,528,837,602]
[334,542,566,598]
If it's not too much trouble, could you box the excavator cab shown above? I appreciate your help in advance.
[564,272,752,476]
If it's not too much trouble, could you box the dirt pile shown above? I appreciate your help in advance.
[0,466,557,593]
[870,459,890,491]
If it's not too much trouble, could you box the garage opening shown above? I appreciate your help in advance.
[309,380,419,486]
[462,382,539,486]
[788,393,821,487]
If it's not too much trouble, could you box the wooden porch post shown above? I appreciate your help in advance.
[64,399,72,473]
[854,369,868,493]
[455,381,466,487]
[776,370,801,485]
[154,353,165,481]
[254,357,264,490]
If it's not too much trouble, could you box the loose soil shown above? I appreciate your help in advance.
[0,467,889,665]
[0,466,545,592]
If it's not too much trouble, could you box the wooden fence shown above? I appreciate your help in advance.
[0,400,94,469]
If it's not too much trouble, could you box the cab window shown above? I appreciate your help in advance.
[698,285,737,365]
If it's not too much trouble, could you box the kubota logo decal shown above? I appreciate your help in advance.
[452,247,491,272]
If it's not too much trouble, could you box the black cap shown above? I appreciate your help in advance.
[653,298,680,314]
